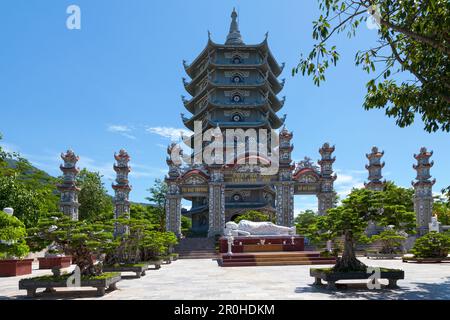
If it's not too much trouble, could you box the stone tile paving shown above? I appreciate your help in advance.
[0,258,449,300]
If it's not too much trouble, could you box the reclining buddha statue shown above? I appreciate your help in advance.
[224,220,297,237]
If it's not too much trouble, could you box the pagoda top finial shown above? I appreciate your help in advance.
[225,8,244,45]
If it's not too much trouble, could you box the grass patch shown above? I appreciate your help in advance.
[311,267,403,274]
[105,263,148,268]
[24,272,120,282]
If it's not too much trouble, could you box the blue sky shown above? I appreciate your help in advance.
[0,1,448,213]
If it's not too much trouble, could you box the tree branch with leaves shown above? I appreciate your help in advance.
[294,0,450,132]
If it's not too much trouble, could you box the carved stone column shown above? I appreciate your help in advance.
[275,182,294,227]
[412,147,435,236]
[165,183,181,237]
[318,143,337,216]
[317,192,334,216]
[208,168,225,237]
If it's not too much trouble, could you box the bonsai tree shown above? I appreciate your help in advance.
[411,232,450,259]
[105,217,158,265]
[311,185,416,272]
[140,231,177,262]
[369,229,407,254]
[28,212,114,276]
[0,210,29,260]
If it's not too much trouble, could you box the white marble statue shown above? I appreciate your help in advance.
[224,220,296,237]
[429,215,441,232]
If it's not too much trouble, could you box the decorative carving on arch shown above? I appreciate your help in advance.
[181,169,209,185]
[293,168,320,182]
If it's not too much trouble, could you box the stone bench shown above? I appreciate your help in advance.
[310,268,404,290]
[19,274,121,297]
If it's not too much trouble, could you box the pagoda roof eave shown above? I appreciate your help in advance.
[206,119,273,129]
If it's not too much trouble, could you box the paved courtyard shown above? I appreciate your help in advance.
[1,258,449,300]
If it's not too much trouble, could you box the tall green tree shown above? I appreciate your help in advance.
[295,0,450,132]
[294,210,318,236]
[145,179,168,231]
[434,192,450,225]
[0,175,47,228]
[77,169,113,222]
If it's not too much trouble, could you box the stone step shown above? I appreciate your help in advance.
[220,259,336,267]
[221,256,333,263]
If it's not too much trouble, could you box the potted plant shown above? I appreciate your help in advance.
[103,217,151,278]
[367,229,407,259]
[403,232,450,263]
[0,208,33,276]
[27,212,72,269]
[21,213,121,297]
[308,186,415,289]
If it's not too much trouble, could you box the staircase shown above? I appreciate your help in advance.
[175,237,218,259]
[220,251,336,267]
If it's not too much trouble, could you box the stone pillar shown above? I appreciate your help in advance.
[275,182,294,227]
[412,147,435,237]
[165,144,182,237]
[317,192,334,216]
[112,149,132,237]
[364,146,386,235]
[165,184,182,237]
[208,168,225,237]
[57,150,80,221]
[318,143,337,215]
[365,146,386,191]
[276,127,294,227]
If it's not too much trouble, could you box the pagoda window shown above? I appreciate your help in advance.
[232,74,243,84]
[232,113,242,122]
[232,194,243,202]
[232,94,242,103]
[232,55,242,64]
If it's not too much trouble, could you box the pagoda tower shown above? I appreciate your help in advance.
[169,9,287,237]
[165,9,336,237]
[412,147,435,236]
[112,149,132,236]
[57,150,80,221]
[365,146,385,191]
[317,143,337,215]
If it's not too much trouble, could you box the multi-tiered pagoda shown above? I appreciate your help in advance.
[412,147,435,236]
[365,146,386,191]
[113,149,132,236]
[57,150,80,221]
[165,10,337,237]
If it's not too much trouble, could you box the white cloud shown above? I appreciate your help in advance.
[129,164,166,179]
[146,126,191,142]
[334,169,366,199]
[107,125,136,140]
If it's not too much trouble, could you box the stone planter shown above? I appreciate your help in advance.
[366,253,403,260]
[103,263,149,278]
[310,268,404,290]
[19,273,121,297]
[145,259,162,270]
[0,259,33,277]
[38,256,72,269]
[402,256,448,263]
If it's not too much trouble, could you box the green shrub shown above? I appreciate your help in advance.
[234,210,273,223]
[411,232,450,258]
[0,210,29,259]
[369,229,406,254]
